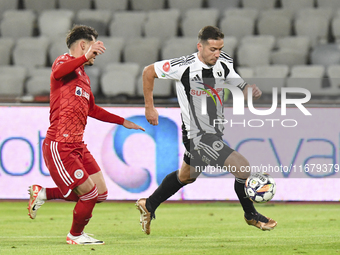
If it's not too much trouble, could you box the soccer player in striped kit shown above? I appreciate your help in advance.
[136,26,277,234]
[27,25,144,245]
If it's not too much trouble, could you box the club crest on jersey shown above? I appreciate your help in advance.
[212,141,224,151]
[163,61,170,72]
[75,86,90,100]
[74,169,84,179]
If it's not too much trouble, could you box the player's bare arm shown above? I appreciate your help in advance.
[143,64,159,126]
[243,84,262,100]
[123,119,145,131]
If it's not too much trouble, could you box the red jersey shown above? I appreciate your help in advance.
[46,53,124,143]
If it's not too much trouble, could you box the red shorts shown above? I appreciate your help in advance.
[42,138,101,197]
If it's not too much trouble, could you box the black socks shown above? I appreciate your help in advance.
[234,178,256,214]
[145,172,256,216]
[146,170,185,213]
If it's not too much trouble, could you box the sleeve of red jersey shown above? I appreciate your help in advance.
[52,55,88,80]
[89,104,125,125]
[88,94,125,125]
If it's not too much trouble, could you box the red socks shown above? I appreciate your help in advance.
[46,187,79,202]
[46,187,108,203]
[70,185,98,236]
[97,190,108,203]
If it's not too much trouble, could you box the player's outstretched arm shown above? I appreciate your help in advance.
[143,64,159,126]
[123,119,145,131]
[243,84,262,101]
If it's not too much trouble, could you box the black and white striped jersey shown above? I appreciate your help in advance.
[154,51,246,145]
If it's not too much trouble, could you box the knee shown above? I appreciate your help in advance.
[233,164,251,179]
[234,171,250,180]
[97,190,108,203]
[178,176,197,185]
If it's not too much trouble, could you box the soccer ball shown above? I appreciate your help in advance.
[245,173,276,203]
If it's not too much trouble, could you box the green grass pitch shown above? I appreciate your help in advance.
[0,201,339,255]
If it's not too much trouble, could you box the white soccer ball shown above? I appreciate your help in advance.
[245,173,276,203]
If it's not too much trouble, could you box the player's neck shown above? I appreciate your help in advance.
[69,45,86,59]
[69,51,82,59]
[197,51,204,63]
[197,52,212,67]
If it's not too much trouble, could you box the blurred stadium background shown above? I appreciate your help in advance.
[0,0,339,103]
[1,0,340,202]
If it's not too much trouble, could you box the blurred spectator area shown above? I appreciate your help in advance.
[0,0,340,104]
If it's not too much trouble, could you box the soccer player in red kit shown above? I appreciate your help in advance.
[27,25,145,245]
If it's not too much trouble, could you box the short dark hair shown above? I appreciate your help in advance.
[198,26,224,43]
[66,24,98,49]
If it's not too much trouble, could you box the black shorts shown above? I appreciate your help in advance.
[183,133,234,168]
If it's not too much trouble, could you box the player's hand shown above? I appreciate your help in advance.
[145,106,159,126]
[123,119,145,131]
[250,84,262,100]
[85,41,106,60]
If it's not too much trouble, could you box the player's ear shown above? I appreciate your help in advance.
[197,42,202,51]
[80,40,86,51]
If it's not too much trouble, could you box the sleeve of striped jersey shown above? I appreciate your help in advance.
[154,58,184,81]
[220,55,246,90]
[88,93,125,125]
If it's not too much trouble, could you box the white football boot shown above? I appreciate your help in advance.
[27,185,46,219]
[66,232,105,245]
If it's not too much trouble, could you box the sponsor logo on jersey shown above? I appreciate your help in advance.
[75,86,82,96]
[196,82,223,107]
[74,169,84,179]
[170,55,195,67]
[202,155,211,165]
[161,70,178,78]
[191,74,201,82]
[75,86,90,100]
[190,87,223,97]
[179,59,195,66]
[163,61,170,72]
